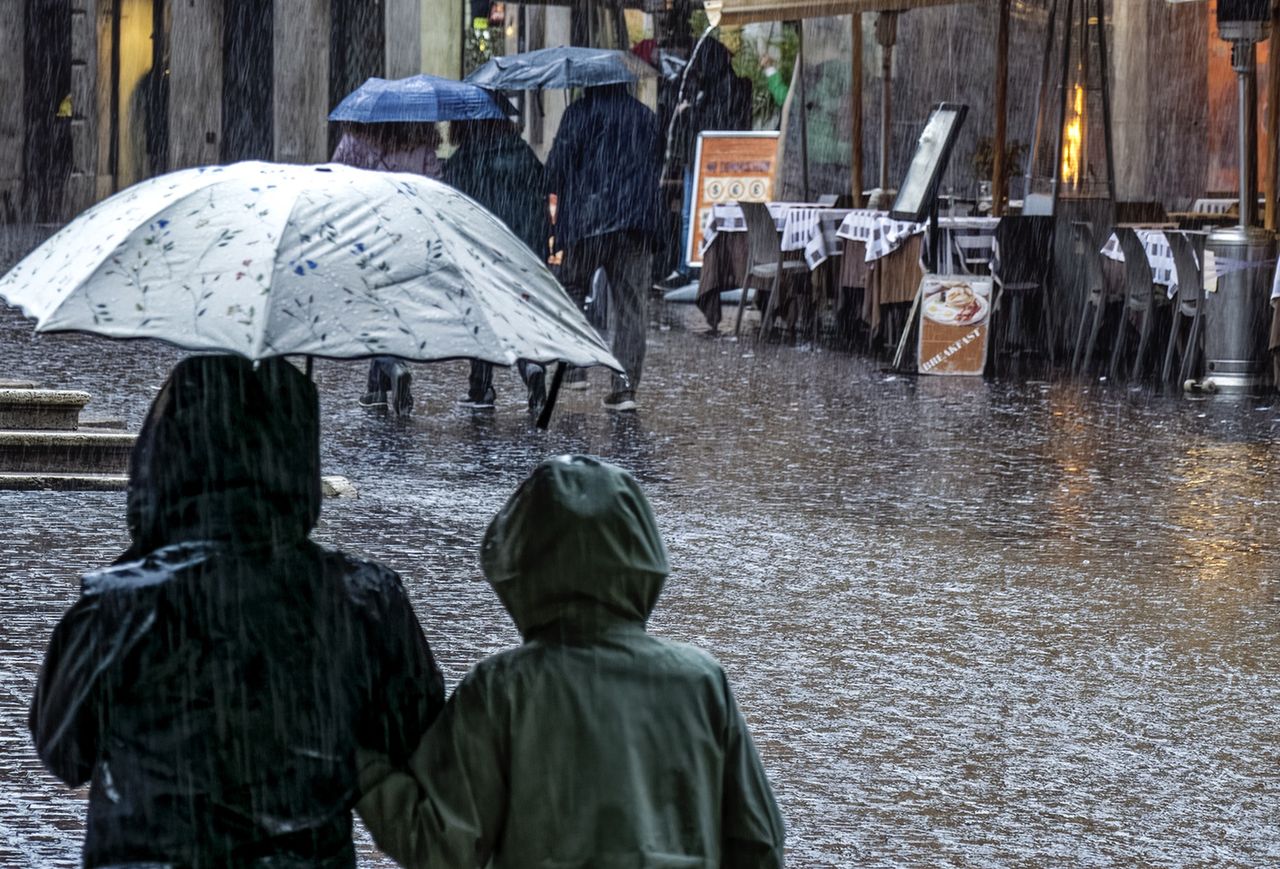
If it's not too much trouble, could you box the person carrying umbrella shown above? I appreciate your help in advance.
[29,355,445,868]
[546,83,662,412]
[442,117,553,413]
[331,121,444,414]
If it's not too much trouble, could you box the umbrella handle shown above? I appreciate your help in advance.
[535,362,567,430]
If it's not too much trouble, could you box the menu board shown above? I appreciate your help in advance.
[916,274,993,376]
[686,131,780,268]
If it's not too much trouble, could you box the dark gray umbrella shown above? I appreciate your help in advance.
[465,46,655,91]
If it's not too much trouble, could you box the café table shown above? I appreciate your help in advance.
[1099,226,1206,299]
[694,202,852,330]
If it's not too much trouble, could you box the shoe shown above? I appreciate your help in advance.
[358,391,388,407]
[601,390,637,412]
[656,270,690,290]
[457,387,496,409]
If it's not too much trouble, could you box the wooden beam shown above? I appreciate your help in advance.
[992,0,1010,217]
[1266,5,1280,230]
[851,13,864,206]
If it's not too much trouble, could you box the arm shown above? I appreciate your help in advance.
[29,590,152,786]
[358,671,507,869]
[360,571,446,764]
[721,677,786,868]
[764,70,789,108]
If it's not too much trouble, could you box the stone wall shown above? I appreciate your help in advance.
[274,0,330,164]
[169,0,222,170]
[0,0,23,218]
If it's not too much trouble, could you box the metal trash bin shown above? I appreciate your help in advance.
[1200,225,1275,393]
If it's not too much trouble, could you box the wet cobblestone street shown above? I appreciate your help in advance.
[3,301,1279,866]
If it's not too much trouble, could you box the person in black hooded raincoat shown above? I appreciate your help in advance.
[29,355,445,868]
[442,118,553,413]
[356,455,785,868]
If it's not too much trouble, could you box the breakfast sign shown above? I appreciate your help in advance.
[916,275,993,376]
[685,131,780,268]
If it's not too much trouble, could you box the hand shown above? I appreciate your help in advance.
[759,53,775,69]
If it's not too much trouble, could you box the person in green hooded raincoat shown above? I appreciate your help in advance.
[357,455,786,868]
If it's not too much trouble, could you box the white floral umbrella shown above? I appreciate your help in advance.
[0,161,621,372]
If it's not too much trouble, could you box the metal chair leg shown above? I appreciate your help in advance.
[1133,303,1154,381]
[1179,307,1203,385]
[733,281,748,337]
[1161,309,1181,384]
[1108,304,1130,381]
[756,271,782,344]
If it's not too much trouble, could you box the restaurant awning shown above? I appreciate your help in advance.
[704,0,972,28]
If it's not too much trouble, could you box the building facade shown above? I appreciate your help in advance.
[0,0,464,223]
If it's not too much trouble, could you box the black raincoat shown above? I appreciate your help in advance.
[545,85,663,248]
[442,125,550,258]
[29,356,444,868]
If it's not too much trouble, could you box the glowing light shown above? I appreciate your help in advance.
[1061,82,1085,188]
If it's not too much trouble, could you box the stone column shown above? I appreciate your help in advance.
[273,0,330,164]
[1110,1,1151,201]
[386,0,423,78]
[66,0,107,215]
[169,0,223,169]
[0,0,23,218]
[421,0,462,79]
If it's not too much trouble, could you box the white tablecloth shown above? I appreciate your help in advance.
[702,203,852,270]
[1100,230,1180,298]
[1100,228,1280,301]
[835,209,927,262]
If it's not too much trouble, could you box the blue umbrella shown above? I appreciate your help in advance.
[465,46,656,91]
[329,74,509,123]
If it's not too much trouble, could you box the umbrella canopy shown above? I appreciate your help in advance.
[329,74,509,123]
[465,46,656,91]
[0,161,622,372]
[705,0,971,26]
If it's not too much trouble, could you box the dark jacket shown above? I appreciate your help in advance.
[29,356,444,869]
[545,85,662,248]
[661,39,753,176]
[442,128,550,258]
[357,456,786,869]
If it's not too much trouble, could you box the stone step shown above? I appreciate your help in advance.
[0,388,92,431]
[0,471,356,496]
[0,472,129,491]
[0,430,135,474]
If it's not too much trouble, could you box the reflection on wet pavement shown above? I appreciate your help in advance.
[2,304,1278,866]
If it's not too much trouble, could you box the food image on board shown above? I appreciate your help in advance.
[917,275,993,376]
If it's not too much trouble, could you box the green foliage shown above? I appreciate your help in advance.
[682,17,799,129]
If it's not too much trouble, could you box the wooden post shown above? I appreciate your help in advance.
[992,0,1010,217]
[1266,6,1280,230]
[851,13,863,207]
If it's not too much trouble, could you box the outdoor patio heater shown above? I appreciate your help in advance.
[1025,0,1116,345]
[1199,0,1276,393]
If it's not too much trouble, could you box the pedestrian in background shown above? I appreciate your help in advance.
[356,455,786,868]
[546,84,662,412]
[443,117,552,413]
[29,355,444,868]
[332,121,444,414]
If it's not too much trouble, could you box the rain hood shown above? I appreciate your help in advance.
[122,355,321,560]
[480,455,669,639]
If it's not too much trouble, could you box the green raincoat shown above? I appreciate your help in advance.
[358,455,786,868]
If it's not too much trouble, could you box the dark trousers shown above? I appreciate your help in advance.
[468,359,546,407]
[561,231,652,394]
